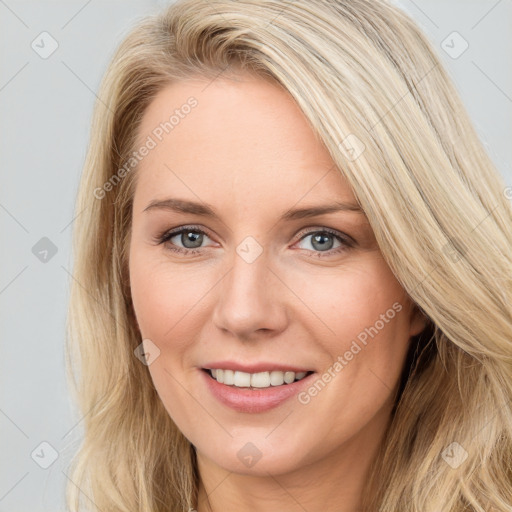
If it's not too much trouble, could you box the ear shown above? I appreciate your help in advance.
[409,304,430,337]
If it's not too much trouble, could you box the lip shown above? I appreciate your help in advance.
[202,361,314,373]
[200,368,316,413]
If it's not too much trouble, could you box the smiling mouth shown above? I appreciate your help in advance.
[202,368,315,389]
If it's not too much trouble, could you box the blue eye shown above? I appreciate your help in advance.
[294,228,352,257]
[155,225,354,258]
[157,225,214,255]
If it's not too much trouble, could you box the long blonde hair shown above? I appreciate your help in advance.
[65,0,512,510]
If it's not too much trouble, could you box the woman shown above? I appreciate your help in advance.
[65,0,512,510]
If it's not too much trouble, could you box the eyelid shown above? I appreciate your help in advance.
[294,225,355,246]
[157,224,353,244]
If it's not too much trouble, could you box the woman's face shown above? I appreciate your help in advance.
[128,73,427,477]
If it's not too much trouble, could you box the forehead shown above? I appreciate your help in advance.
[133,74,358,211]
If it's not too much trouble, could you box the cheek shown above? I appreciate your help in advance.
[292,261,411,372]
[129,251,214,346]
[129,253,208,421]
[296,261,406,330]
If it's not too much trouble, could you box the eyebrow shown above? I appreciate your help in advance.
[143,197,365,221]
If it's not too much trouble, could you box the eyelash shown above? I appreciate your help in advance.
[154,224,354,259]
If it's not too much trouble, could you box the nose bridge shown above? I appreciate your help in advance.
[228,231,270,287]
[212,240,286,337]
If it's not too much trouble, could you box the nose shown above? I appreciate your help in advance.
[212,247,288,341]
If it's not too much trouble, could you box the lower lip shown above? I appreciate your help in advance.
[200,369,316,413]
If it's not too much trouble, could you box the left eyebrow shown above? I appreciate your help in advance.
[142,198,365,220]
[281,202,365,220]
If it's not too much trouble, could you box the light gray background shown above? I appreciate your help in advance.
[1,1,510,510]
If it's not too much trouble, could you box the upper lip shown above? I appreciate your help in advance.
[202,361,314,374]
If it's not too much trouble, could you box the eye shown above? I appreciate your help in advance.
[156,225,215,255]
[154,225,354,258]
[293,227,354,258]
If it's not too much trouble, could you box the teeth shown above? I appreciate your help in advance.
[234,371,252,387]
[223,369,234,385]
[208,369,310,388]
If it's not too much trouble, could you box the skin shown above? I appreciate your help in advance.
[128,72,428,512]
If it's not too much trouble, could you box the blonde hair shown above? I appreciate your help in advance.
[65,0,512,510]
